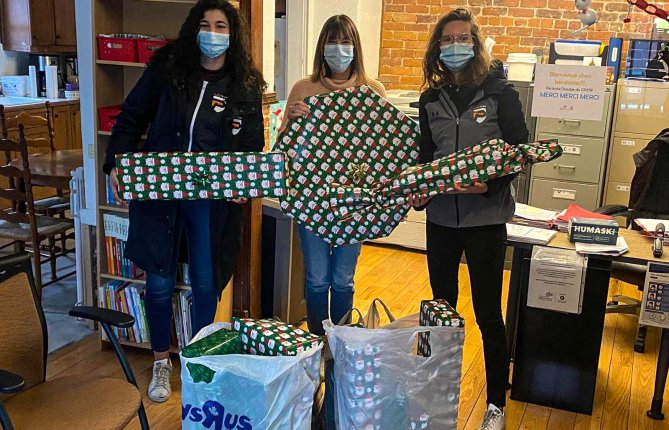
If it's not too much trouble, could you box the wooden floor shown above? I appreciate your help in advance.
[45,244,669,430]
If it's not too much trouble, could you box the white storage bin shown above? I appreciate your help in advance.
[0,76,30,97]
[506,53,537,82]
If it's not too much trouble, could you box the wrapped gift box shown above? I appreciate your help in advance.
[231,317,322,356]
[275,85,420,246]
[418,299,464,357]
[115,151,286,200]
[181,328,243,384]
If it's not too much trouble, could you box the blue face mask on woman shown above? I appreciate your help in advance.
[440,44,475,71]
[324,44,354,74]
[197,31,230,59]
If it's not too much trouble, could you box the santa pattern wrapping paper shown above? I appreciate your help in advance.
[275,85,420,246]
[231,317,322,356]
[329,138,562,225]
[418,299,464,358]
[115,151,286,200]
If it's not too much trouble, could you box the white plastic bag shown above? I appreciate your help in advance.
[181,323,322,430]
[324,320,463,429]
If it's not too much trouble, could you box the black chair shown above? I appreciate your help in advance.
[0,252,149,430]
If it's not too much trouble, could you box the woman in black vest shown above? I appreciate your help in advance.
[104,0,265,403]
[412,8,528,430]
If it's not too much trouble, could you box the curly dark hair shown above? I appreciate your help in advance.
[422,7,491,89]
[148,0,266,99]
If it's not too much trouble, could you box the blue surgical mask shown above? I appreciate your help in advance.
[197,31,230,59]
[440,44,475,71]
[324,44,354,74]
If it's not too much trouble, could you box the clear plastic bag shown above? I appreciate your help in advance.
[181,323,322,430]
[324,320,463,429]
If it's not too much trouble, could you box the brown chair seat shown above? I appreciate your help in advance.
[0,216,72,241]
[33,196,70,211]
[4,375,141,430]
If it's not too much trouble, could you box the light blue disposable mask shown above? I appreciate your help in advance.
[197,31,230,59]
[440,43,475,71]
[324,44,354,74]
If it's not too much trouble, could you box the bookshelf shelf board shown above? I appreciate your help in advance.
[100,273,147,285]
[96,60,146,68]
[99,205,129,214]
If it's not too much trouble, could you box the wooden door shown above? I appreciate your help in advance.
[28,0,56,46]
[1,0,33,50]
[53,0,76,47]
[51,105,71,150]
[70,104,82,149]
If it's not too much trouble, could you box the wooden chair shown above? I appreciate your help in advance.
[0,126,74,290]
[0,252,150,430]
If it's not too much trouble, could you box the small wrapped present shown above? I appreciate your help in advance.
[231,317,322,356]
[275,85,420,246]
[115,151,286,200]
[329,139,562,225]
[181,328,243,383]
[418,299,464,357]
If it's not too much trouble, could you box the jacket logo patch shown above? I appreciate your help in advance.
[473,106,487,124]
[232,117,242,135]
[211,93,227,113]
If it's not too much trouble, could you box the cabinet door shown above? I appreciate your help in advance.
[28,0,56,46]
[51,105,71,150]
[70,104,82,149]
[53,0,76,46]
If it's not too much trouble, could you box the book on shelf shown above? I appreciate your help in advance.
[172,289,194,349]
[106,175,117,205]
[103,213,142,279]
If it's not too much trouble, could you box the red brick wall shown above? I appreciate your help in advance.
[379,0,664,90]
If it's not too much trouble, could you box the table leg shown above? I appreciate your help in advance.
[506,247,531,361]
[648,328,669,420]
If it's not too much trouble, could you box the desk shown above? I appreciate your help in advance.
[9,149,83,190]
[505,229,669,414]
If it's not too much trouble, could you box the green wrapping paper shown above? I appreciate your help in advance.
[181,328,243,383]
[418,299,464,357]
[329,139,562,223]
[231,317,322,356]
[115,151,286,200]
[275,85,420,246]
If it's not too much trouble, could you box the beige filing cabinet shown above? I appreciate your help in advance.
[604,80,669,207]
[529,85,616,212]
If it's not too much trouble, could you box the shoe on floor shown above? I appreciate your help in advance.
[478,404,505,430]
[148,358,172,403]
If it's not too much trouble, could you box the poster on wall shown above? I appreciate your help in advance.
[531,64,606,121]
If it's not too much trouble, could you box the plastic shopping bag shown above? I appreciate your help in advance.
[324,320,463,429]
[181,323,322,430]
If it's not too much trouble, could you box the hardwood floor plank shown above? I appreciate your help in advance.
[518,404,551,430]
[629,323,660,430]
[546,409,577,430]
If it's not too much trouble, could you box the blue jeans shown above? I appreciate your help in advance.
[144,200,220,352]
[297,225,362,336]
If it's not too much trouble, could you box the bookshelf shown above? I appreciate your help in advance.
[88,0,248,352]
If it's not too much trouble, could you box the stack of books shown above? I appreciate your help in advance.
[173,289,194,349]
[513,203,558,229]
[98,281,149,343]
[103,213,142,279]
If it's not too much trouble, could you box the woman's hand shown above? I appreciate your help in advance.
[109,168,127,207]
[231,198,248,204]
[446,182,488,194]
[287,101,310,119]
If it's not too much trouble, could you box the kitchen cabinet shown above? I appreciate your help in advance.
[52,103,81,150]
[0,0,77,52]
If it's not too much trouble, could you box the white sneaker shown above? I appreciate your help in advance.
[148,358,172,403]
[478,404,505,430]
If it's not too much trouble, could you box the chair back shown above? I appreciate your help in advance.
[0,252,47,396]
[0,125,39,227]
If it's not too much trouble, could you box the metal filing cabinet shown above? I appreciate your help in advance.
[529,85,616,212]
[509,81,538,204]
[604,80,669,207]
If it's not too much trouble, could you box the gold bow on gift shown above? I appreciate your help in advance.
[346,162,369,184]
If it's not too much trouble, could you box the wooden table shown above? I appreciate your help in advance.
[505,229,669,415]
[10,149,83,190]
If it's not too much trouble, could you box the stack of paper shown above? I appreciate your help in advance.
[507,223,558,245]
[555,204,613,232]
[575,236,629,256]
[513,203,558,229]
[635,218,669,245]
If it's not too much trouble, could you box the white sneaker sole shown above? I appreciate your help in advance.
[148,390,171,403]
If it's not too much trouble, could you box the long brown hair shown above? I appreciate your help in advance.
[422,8,491,89]
[311,15,370,85]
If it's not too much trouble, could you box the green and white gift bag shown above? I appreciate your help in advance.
[115,151,286,200]
[275,85,420,245]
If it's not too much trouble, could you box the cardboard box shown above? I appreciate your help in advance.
[568,217,619,245]
[527,247,586,314]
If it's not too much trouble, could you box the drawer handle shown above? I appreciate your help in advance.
[558,119,582,125]
[554,164,577,170]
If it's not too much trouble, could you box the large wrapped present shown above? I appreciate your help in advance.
[329,139,562,224]
[275,85,420,245]
[115,151,286,200]
[181,328,243,383]
[232,317,322,356]
[418,299,464,358]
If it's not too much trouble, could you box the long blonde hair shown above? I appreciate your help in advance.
[422,8,491,89]
[311,15,370,85]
